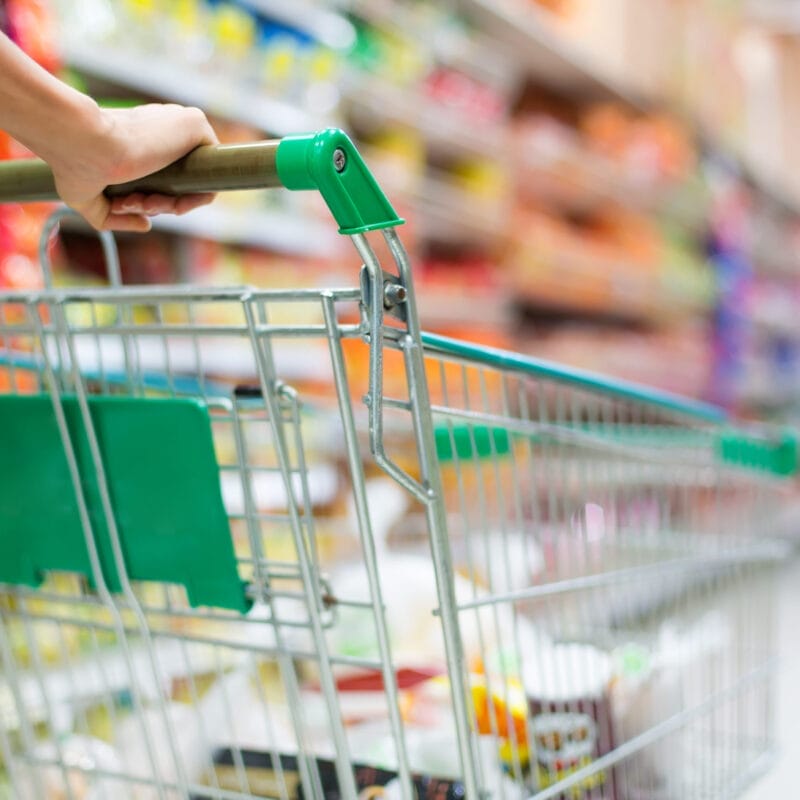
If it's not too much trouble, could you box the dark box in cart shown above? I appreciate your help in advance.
[195,748,467,799]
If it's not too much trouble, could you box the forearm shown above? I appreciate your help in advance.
[0,32,216,230]
[0,31,102,164]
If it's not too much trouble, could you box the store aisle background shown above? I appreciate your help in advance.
[1,1,800,798]
[6,0,800,421]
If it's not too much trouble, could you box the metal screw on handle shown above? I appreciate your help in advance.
[333,148,347,173]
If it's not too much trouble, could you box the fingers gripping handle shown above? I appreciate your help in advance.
[0,141,283,202]
[107,140,284,196]
[0,128,403,236]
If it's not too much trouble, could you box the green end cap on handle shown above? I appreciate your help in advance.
[276,128,404,235]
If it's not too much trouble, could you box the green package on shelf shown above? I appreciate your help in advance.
[0,394,249,612]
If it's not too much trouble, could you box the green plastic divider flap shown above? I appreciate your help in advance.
[276,128,404,235]
[0,395,248,612]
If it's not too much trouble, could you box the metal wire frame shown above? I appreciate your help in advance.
[0,219,436,800]
[0,222,790,800]
[404,338,785,800]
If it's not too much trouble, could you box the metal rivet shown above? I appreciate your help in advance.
[333,149,347,173]
[384,283,407,308]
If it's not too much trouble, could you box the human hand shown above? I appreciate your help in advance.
[49,102,218,232]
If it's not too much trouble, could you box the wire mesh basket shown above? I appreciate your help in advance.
[0,130,794,800]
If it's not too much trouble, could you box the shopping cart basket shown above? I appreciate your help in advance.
[0,129,794,800]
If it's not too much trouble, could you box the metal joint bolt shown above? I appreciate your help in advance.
[383,282,407,309]
[333,148,347,173]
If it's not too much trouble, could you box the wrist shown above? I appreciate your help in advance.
[0,34,119,180]
[32,89,106,165]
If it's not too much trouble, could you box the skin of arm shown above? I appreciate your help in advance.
[0,32,218,231]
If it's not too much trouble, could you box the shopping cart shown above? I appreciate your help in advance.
[0,129,794,800]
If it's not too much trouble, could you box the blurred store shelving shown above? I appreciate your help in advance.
[2,0,800,418]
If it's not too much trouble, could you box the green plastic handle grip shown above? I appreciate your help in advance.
[0,128,403,236]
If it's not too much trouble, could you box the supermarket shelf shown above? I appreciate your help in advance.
[749,235,800,277]
[61,11,800,230]
[514,289,662,327]
[704,134,800,219]
[510,258,711,326]
[415,288,512,329]
[63,35,499,166]
[62,204,341,258]
[751,309,800,339]
[61,39,330,137]
[148,205,342,258]
[338,0,519,87]
[447,0,800,224]
[224,0,637,108]
[240,0,357,49]
[342,73,509,160]
[740,151,800,219]
[746,0,800,32]
[336,0,642,106]
[61,36,506,246]
[518,140,709,231]
[412,176,509,246]
[738,386,800,412]
[454,0,646,106]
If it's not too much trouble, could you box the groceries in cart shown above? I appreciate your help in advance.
[0,130,794,799]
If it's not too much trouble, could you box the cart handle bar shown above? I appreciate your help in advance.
[0,128,403,236]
